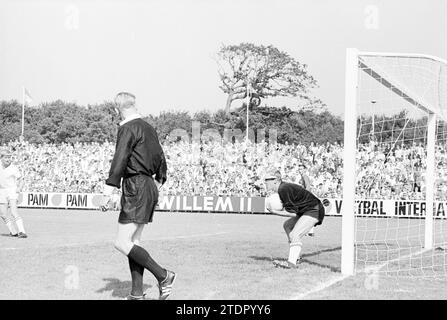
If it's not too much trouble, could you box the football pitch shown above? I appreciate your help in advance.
[1,209,446,300]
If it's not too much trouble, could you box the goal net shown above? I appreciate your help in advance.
[342,49,447,277]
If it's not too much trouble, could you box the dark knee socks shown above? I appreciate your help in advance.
[128,257,144,296]
[127,244,167,282]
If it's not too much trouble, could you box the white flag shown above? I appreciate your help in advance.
[24,88,33,106]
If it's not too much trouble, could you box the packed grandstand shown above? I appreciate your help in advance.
[1,139,447,201]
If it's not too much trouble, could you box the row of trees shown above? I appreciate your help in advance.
[0,100,344,145]
[0,42,334,145]
[3,43,442,146]
[3,100,446,146]
[0,100,118,144]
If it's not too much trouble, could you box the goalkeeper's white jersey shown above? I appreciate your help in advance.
[0,164,21,190]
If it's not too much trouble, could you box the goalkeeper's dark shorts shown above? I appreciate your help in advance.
[118,175,158,224]
[300,203,325,226]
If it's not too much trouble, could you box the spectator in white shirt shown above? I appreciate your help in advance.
[0,153,27,238]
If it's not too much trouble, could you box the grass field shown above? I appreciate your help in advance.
[1,209,447,300]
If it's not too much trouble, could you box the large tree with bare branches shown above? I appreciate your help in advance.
[216,43,324,114]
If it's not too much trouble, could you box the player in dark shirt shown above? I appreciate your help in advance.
[101,92,175,300]
[265,169,325,269]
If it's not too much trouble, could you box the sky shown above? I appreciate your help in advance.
[1,0,447,118]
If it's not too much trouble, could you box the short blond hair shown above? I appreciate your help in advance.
[115,92,136,110]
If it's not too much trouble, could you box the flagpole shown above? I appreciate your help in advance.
[21,86,25,139]
[246,80,250,142]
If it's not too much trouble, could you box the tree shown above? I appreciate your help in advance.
[144,110,192,142]
[0,100,22,123]
[83,102,118,142]
[216,43,324,114]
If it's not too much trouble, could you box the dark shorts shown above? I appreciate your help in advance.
[119,175,158,224]
[301,203,325,226]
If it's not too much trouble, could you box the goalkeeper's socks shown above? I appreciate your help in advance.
[128,257,144,297]
[127,244,167,283]
[288,243,302,265]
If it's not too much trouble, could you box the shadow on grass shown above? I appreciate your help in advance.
[0,233,14,237]
[96,278,154,299]
[249,246,342,273]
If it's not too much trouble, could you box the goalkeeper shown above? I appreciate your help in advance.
[264,169,326,268]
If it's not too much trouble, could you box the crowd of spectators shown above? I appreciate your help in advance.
[0,140,114,194]
[1,139,447,201]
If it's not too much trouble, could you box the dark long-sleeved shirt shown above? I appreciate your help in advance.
[106,118,167,188]
[278,181,323,221]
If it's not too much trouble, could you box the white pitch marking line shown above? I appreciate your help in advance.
[0,231,232,251]
[363,247,430,274]
[290,274,350,300]
[291,247,432,299]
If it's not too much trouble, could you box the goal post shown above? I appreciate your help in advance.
[425,112,436,250]
[341,48,359,276]
[342,48,447,277]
